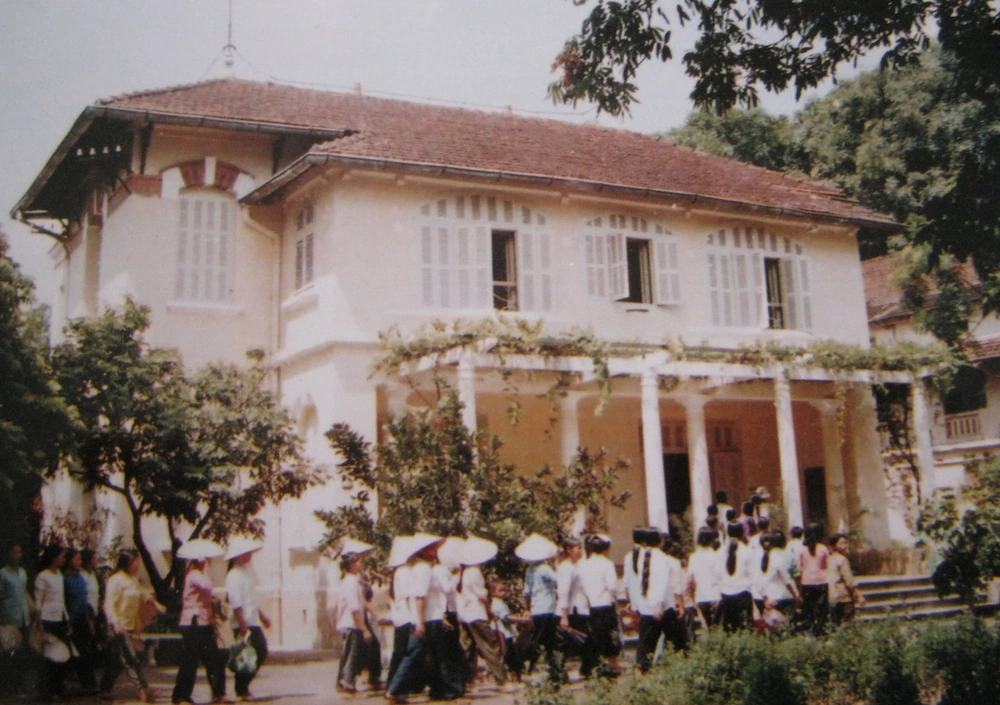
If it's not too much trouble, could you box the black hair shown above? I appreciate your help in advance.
[696,528,716,548]
[727,540,739,576]
[64,547,79,568]
[585,535,611,555]
[830,533,847,547]
[80,548,96,568]
[716,490,727,503]
[757,517,770,532]
[40,545,65,570]
[790,526,804,539]
[760,533,774,573]
[804,523,824,556]
[742,501,755,516]
[115,550,137,573]
[770,530,787,550]
[707,504,719,516]
[726,509,737,522]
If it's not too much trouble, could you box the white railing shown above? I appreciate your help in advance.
[945,412,982,442]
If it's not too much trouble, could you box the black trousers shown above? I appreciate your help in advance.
[563,612,597,679]
[529,614,561,681]
[171,623,225,702]
[40,620,70,698]
[588,605,621,658]
[798,584,829,636]
[68,618,98,690]
[386,624,411,687]
[635,614,661,673]
[100,631,149,693]
[720,591,754,632]
[233,626,268,696]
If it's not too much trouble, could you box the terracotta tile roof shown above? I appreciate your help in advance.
[965,336,1000,361]
[97,78,894,228]
[863,253,982,323]
[862,255,907,323]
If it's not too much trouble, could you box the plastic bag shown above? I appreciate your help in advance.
[228,637,258,677]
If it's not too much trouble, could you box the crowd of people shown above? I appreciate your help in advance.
[0,539,269,704]
[336,491,864,702]
[0,487,865,703]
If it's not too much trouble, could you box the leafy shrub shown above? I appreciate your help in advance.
[827,620,920,705]
[651,630,806,705]
[916,615,1000,705]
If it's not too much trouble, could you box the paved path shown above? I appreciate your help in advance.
[28,658,594,705]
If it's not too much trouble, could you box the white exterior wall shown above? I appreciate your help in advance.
[41,124,891,649]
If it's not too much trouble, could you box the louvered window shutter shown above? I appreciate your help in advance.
[539,232,553,311]
[584,232,607,298]
[456,226,472,308]
[421,226,435,306]
[654,238,681,305]
[437,226,450,308]
[799,258,812,331]
[520,231,535,311]
[782,258,798,330]
[474,226,491,308]
[751,252,764,328]
[608,232,628,300]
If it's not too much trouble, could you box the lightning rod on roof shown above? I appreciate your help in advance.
[223,0,236,71]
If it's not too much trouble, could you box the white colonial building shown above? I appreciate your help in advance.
[14,79,922,649]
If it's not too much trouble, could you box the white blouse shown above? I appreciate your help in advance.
[35,569,68,622]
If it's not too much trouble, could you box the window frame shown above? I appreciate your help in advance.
[173,190,236,305]
[293,204,315,291]
[706,227,812,332]
[583,214,680,306]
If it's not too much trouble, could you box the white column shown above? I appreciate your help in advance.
[682,396,712,523]
[809,400,847,532]
[774,375,804,528]
[641,369,669,531]
[561,393,586,536]
[456,353,477,436]
[911,379,936,501]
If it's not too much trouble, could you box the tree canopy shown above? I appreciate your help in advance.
[317,389,630,583]
[664,47,1000,345]
[52,299,322,604]
[550,0,1000,115]
[0,231,74,554]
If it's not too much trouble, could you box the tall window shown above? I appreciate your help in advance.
[583,214,680,305]
[706,227,812,331]
[294,204,314,290]
[175,193,234,303]
[492,230,518,310]
[419,195,552,313]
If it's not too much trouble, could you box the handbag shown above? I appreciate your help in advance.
[228,636,258,677]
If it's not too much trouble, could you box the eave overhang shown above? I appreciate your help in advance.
[243,152,901,234]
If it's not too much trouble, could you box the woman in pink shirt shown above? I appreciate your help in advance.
[796,523,830,636]
[171,558,226,704]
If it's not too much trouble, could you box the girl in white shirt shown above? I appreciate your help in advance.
[581,535,621,675]
[336,552,375,693]
[688,528,723,629]
[35,546,70,700]
[762,530,800,619]
[556,538,596,679]
[718,523,755,632]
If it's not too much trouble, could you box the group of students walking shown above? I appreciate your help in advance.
[336,500,865,700]
[0,539,270,704]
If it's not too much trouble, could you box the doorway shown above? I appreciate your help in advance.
[664,453,692,519]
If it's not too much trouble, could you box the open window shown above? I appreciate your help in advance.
[585,215,680,305]
[707,228,811,331]
[492,230,517,310]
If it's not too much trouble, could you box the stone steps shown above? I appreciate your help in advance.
[854,574,995,621]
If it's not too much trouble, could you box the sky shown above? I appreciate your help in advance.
[0,0,863,307]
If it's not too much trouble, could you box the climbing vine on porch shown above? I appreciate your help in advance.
[372,317,964,416]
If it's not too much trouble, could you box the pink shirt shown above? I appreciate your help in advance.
[179,568,215,626]
[798,544,830,586]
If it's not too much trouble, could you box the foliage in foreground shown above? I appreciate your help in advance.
[316,389,630,582]
[919,456,1000,607]
[52,299,322,605]
[0,231,74,555]
[530,616,1000,705]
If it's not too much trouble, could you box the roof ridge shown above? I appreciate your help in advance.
[96,77,239,106]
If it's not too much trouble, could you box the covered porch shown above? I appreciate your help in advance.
[379,344,932,554]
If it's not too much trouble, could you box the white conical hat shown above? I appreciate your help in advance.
[515,533,559,562]
[176,539,225,560]
[388,533,443,567]
[437,537,467,568]
[340,538,375,557]
[388,535,415,568]
[459,535,498,566]
[224,538,264,561]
